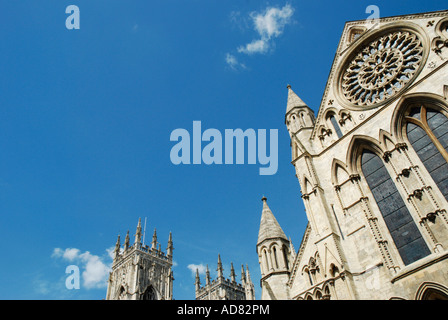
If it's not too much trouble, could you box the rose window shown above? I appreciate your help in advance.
[341,31,424,107]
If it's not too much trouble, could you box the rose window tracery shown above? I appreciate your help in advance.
[341,30,424,107]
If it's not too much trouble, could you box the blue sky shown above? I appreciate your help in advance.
[0,0,446,300]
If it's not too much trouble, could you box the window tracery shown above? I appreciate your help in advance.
[405,104,448,201]
[340,30,424,107]
[361,148,431,265]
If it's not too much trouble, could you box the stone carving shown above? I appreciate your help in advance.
[432,18,448,59]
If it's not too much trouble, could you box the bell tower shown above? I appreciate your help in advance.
[106,218,174,300]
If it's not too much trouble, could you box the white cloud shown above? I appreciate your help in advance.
[52,248,81,261]
[52,247,113,289]
[187,263,207,276]
[80,251,111,289]
[106,246,115,260]
[225,53,246,70]
[237,39,269,55]
[252,4,294,39]
[237,4,294,55]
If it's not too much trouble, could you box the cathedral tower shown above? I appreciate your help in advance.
[106,218,174,300]
[195,255,255,300]
[257,197,292,300]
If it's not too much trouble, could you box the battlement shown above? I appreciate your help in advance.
[111,218,174,266]
[113,242,172,266]
[195,255,255,300]
[106,218,174,300]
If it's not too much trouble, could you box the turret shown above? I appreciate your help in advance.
[230,263,236,283]
[285,85,315,159]
[195,269,201,293]
[289,237,296,263]
[167,232,174,259]
[134,218,142,245]
[217,254,223,279]
[124,230,130,251]
[205,265,211,285]
[241,265,246,284]
[245,265,255,300]
[114,234,121,259]
[285,84,315,134]
[151,228,158,250]
[257,196,291,299]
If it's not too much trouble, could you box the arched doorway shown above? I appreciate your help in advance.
[416,282,448,300]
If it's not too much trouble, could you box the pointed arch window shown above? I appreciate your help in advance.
[282,245,289,270]
[329,114,343,138]
[299,112,306,127]
[361,149,430,265]
[141,286,156,300]
[304,268,313,286]
[262,249,270,274]
[272,246,279,269]
[405,104,448,201]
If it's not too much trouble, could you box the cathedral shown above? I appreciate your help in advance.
[106,9,448,300]
[258,9,448,300]
[105,219,255,300]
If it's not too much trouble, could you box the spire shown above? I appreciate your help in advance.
[124,230,130,251]
[195,269,201,291]
[289,237,296,261]
[167,232,174,258]
[115,234,120,247]
[151,228,158,250]
[246,264,253,283]
[241,265,246,284]
[286,84,308,115]
[217,254,223,279]
[134,218,142,245]
[258,196,288,245]
[230,262,236,283]
[205,265,211,285]
[245,264,255,300]
[114,234,121,258]
[113,234,122,260]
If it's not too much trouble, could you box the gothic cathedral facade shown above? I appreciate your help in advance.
[258,10,448,300]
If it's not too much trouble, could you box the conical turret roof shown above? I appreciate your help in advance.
[257,197,288,245]
[286,84,308,115]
